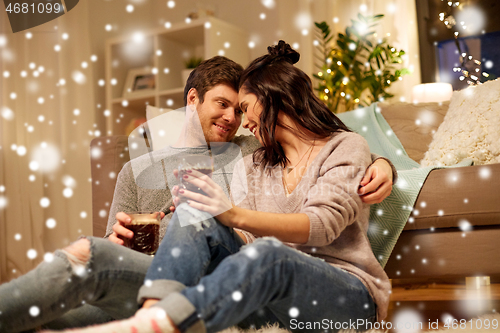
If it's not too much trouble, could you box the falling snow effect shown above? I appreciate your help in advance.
[27,249,37,259]
[0,196,7,209]
[62,175,77,188]
[232,291,243,302]
[29,306,40,317]
[1,107,14,120]
[63,188,74,198]
[261,0,275,9]
[392,309,423,333]
[479,167,491,179]
[171,247,181,257]
[40,197,50,208]
[0,4,496,328]
[44,252,55,262]
[91,147,103,159]
[289,307,299,318]
[71,71,86,84]
[244,246,258,259]
[295,12,311,30]
[458,219,472,231]
[74,265,87,277]
[46,218,57,229]
[31,144,61,173]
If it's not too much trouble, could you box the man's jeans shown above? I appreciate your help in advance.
[0,237,152,332]
[139,205,377,333]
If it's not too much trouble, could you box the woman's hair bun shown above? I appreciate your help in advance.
[267,40,300,65]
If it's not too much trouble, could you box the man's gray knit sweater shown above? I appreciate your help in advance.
[105,136,261,239]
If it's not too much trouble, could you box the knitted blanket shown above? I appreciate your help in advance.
[338,104,472,267]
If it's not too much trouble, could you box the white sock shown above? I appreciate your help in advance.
[42,307,174,333]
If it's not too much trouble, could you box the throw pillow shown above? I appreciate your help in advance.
[421,79,500,166]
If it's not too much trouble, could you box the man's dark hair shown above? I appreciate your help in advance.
[183,56,243,106]
[239,40,351,171]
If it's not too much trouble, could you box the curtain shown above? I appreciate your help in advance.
[0,1,95,283]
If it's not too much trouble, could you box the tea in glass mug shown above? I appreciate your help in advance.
[118,212,161,255]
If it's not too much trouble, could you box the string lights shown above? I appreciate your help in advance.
[438,0,490,85]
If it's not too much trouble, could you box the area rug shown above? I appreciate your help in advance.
[219,313,500,332]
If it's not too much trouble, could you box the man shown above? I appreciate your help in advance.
[0,56,394,332]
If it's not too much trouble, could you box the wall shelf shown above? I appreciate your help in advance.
[105,17,249,135]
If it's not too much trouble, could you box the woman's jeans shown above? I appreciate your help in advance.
[139,205,377,333]
[0,237,152,332]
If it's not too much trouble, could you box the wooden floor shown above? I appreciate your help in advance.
[391,282,500,301]
[385,281,500,331]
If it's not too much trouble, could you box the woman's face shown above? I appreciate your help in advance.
[239,91,263,144]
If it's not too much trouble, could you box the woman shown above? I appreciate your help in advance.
[50,41,391,333]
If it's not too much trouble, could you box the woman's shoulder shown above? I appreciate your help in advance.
[313,131,371,169]
[329,130,367,142]
[325,130,369,151]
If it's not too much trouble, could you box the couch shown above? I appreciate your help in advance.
[90,102,500,282]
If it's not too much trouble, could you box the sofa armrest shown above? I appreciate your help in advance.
[90,136,130,237]
[407,163,500,230]
[385,163,500,279]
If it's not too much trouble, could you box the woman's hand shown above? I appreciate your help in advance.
[176,169,236,226]
[358,159,393,204]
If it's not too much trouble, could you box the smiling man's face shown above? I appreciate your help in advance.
[190,84,242,143]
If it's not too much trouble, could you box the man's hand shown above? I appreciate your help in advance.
[108,212,133,246]
[358,159,393,204]
[108,211,165,246]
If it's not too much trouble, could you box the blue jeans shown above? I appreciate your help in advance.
[0,237,152,332]
[139,206,377,333]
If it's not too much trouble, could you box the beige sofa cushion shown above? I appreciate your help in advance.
[380,102,449,163]
[379,102,500,231]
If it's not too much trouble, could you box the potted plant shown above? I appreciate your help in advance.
[182,57,203,85]
[314,14,410,113]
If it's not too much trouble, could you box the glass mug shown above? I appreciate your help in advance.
[118,211,161,255]
[177,155,214,202]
